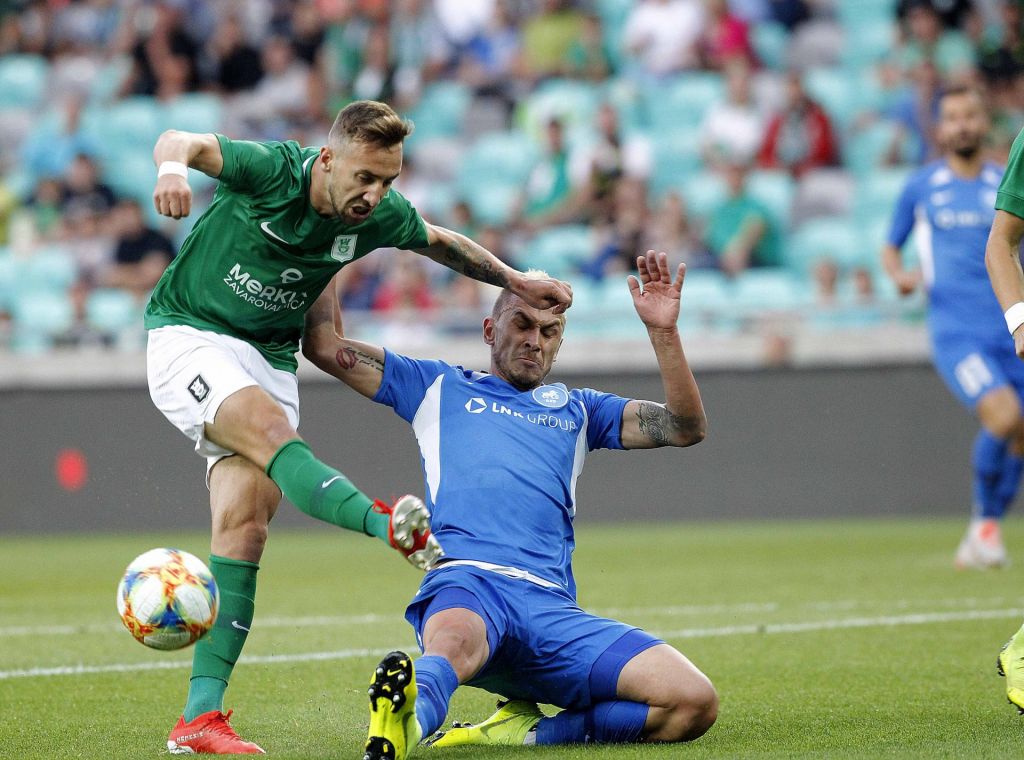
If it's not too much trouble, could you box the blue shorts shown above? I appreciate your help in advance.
[932,333,1024,411]
[405,565,662,710]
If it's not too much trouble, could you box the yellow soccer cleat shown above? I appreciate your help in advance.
[426,700,543,748]
[997,625,1024,715]
[364,651,422,760]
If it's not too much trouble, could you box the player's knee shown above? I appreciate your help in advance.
[653,679,718,743]
[212,510,270,555]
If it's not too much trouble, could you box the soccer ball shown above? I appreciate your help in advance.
[116,548,219,651]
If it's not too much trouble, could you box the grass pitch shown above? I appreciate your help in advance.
[2,517,1024,759]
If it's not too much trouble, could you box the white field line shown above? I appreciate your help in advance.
[3,607,1022,681]
[4,596,1021,639]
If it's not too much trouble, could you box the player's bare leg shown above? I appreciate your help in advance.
[168,456,278,754]
[957,386,1022,569]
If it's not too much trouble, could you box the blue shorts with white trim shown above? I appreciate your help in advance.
[405,564,662,710]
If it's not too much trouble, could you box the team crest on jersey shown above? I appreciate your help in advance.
[187,375,210,403]
[331,234,359,263]
[532,385,568,409]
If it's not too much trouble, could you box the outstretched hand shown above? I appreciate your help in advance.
[627,250,685,330]
[511,275,574,314]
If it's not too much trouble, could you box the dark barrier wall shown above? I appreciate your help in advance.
[1,365,976,533]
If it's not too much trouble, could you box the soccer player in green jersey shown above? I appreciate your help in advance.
[145,100,572,754]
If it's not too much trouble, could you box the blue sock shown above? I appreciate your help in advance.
[414,656,459,738]
[535,700,649,745]
[998,452,1024,515]
[974,430,1010,519]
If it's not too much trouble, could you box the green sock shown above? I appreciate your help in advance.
[265,439,389,541]
[184,555,258,722]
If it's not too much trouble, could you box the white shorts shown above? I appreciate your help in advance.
[147,325,300,471]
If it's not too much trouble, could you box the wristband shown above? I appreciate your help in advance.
[1005,302,1024,335]
[157,161,188,179]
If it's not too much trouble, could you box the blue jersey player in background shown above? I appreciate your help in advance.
[881,86,1024,569]
[303,251,716,759]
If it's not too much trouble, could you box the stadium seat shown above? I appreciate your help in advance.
[406,81,471,141]
[731,268,806,313]
[840,19,896,71]
[791,168,855,226]
[84,288,141,337]
[520,225,594,279]
[678,170,729,218]
[518,79,602,143]
[649,126,703,198]
[456,131,538,224]
[162,93,223,135]
[752,23,790,71]
[844,120,902,175]
[101,152,157,208]
[10,289,75,353]
[679,269,731,328]
[87,97,164,158]
[644,73,724,133]
[747,170,795,231]
[853,167,913,224]
[21,246,78,293]
[0,251,17,312]
[466,183,520,226]
[88,55,132,105]
[786,216,866,273]
[0,55,48,110]
[803,67,862,132]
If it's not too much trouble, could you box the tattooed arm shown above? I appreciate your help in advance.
[619,251,707,450]
[414,223,573,313]
[301,276,386,399]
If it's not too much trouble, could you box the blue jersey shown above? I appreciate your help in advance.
[373,350,629,596]
[887,159,1004,343]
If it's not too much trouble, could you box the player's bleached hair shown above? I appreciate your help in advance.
[491,269,558,320]
[328,100,414,149]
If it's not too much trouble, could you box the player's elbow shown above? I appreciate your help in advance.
[675,415,707,448]
[300,334,335,373]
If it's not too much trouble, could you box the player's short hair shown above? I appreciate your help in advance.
[328,100,414,149]
[492,269,559,320]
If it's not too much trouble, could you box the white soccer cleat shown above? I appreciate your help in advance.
[955,519,1008,570]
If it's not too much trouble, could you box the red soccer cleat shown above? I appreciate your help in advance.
[167,710,265,754]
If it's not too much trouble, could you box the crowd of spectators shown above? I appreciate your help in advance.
[0,0,1019,355]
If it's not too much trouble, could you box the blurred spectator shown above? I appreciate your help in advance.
[60,154,117,220]
[521,0,588,82]
[372,255,436,312]
[897,0,976,81]
[351,23,398,103]
[458,0,523,108]
[700,0,757,70]
[522,118,573,223]
[704,161,781,275]
[20,96,100,182]
[232,35,316,138]
[563,12,610,81]
[202,14,263,94]
[100,198,175,300]
[448,200,480,240]
[767,0,813,30]
[885,58,943,163]
[977,1,1024,88]
[700,59,764,168]
[569,103,653,222]
[851,266,876,305]
[0,182,17,245]
[896,0,975,29]
[122,2,200,97]
[288,0,327,66]
[11,178,65,248]
[583,177,649,279]
[812,257,839,307]
[623,0,705,79]
[336,259,383,312]
[643,191,712,270]
[390,0,447,107]
[757,71,839,176]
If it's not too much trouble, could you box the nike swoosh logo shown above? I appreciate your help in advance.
[231,620,250,632]
[386,668,404,677]
[321,475,342,489]
[260,221,295,246]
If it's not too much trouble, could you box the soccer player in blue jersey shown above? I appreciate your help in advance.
[881,86,1024,569]
[302,250,715,758]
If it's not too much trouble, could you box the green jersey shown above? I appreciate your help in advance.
[145,135,429,372]
[996,127,1024,220]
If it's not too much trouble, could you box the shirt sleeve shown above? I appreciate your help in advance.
[214,135,294,196]
[886,174,918,247]
[997,128,1024,220]
[380,190,430,250]
[373,348,451,423]
[577,387,629,451]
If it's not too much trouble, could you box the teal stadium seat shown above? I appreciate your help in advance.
[407,82,471,140]
[649,125,703,198]
[731,268,806,314]
[163,94,223,135]
[102,152,157,208]
[678,269,731,329]
[853,167,913,224]
[518,79,602,142]
[845,120,912,175]
[678,170,728,218]
[836,0,897,28]
[457,131,538,225]
[10,289,75,353]
[0,55,48,110]
[86,97,164,157]
[752,23,790,71]
[786,217,867,273]
[0,251,16,312]
[840,19,896,71]
[803,67,862,132]
[21,246,78,292]
[520,225,594,279]
[85,288,142,343]
[644,73,724,132]
[747,170,795,231]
